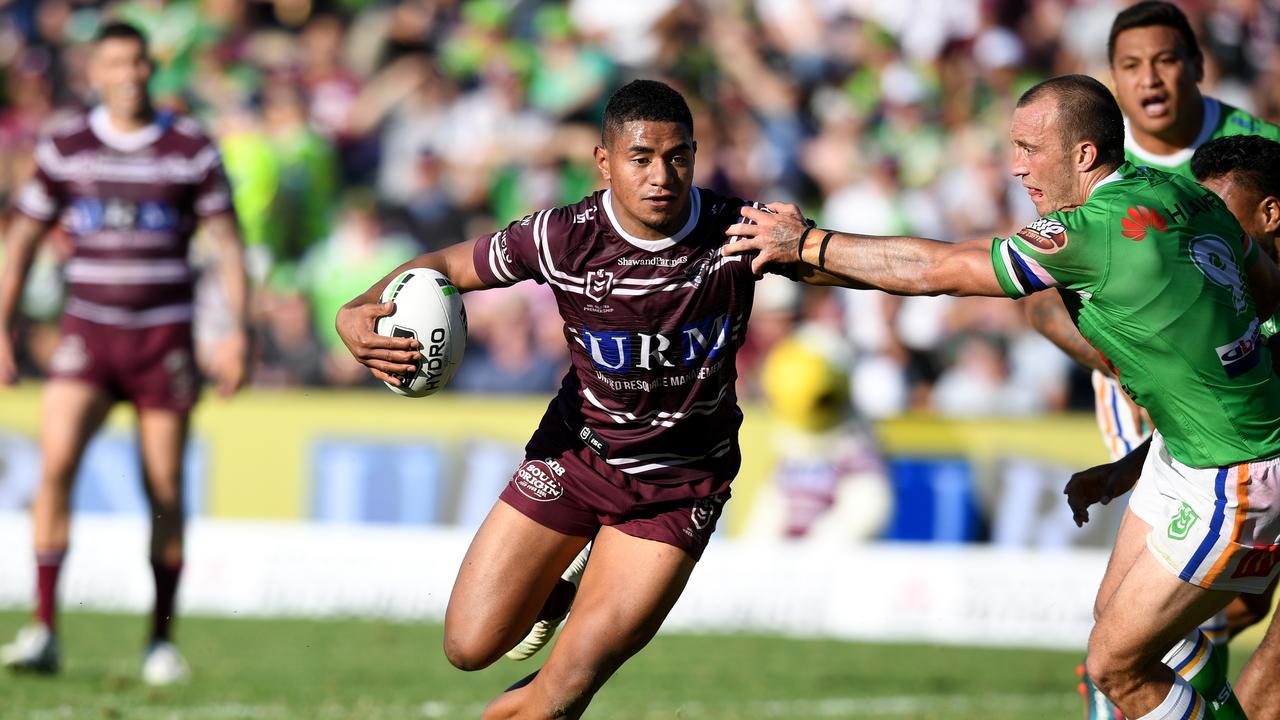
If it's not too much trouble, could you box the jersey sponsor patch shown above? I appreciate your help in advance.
[1232,544,1280,579]
[1216,318,1262,379]
[1120,206,1167,241]
[1016,218,1068,253]
[514,459,567,502]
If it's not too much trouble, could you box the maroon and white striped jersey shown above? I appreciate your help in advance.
[473,188,763,486]
[15,107,234,327]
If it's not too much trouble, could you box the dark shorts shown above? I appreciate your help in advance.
[500,434,733,561]
[49,314,198,412]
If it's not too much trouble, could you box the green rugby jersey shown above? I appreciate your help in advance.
[992,163,1280,468]
[1124,96,1280,180]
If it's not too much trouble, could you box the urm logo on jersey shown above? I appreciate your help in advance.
[67,198,179,234]
[583,312,735,373]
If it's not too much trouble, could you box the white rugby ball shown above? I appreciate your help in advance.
[375,268,467,397]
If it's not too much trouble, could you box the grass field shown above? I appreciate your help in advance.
[0,610,1100,719]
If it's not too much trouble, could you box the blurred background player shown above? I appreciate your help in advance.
[745,314,891,542]
[336,80,790,719]
[1023,4,1280,716]
[0,22,247,684]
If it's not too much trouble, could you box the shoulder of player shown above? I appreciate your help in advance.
[39,111,91,148]
[695,187,758,226]
[158,113,220,153]
[1209,97,1280,138]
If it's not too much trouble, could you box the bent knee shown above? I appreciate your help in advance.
[1084,644,1143,698]
[442,631,503,672]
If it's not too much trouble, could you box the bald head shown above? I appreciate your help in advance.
[1017,75,1125,168]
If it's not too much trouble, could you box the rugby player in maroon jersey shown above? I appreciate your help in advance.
[337,80,834,718]
[0,23,247,685]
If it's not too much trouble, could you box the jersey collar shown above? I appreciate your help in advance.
[1122,96,1220,169]
[1091,167,1125,196]
[89,106,164,152]
[601,188,701,252]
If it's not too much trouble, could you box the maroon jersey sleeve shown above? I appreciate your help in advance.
[14,138,65,222]
[192,144,235,219]
[471,212,546,288]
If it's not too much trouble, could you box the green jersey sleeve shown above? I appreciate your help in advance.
[990,208,1106,299]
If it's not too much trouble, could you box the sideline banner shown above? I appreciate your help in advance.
[0,513,1104,650]
[0,384,1116,543]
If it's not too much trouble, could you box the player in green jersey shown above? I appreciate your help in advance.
[1111,2,1280,180]
[1033,133,1280,720]
[724,75,1280,720]
[1025,7,1280,713]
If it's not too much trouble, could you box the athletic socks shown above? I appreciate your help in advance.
[1199,610,1230,674]
[34,550,66,631]
[1162,629,1247,720]
[150,559,183,642]
[1135,675,1205,720]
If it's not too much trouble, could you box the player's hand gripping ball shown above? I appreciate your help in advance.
[376,268,467,397]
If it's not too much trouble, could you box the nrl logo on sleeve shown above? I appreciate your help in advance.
[1016,218,1068,253]
[586,269,615,302]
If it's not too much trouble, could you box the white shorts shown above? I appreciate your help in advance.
[1130,432,1280,593]
[1092,371,1150,462]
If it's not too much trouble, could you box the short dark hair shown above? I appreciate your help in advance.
[96,21,149,55]
[1191,135,1280,199]
[601,80,693,146]
[1017,75,1125,166]
[1108,1,1201,64]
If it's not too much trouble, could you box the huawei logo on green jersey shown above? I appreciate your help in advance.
[1121,206,1167,242]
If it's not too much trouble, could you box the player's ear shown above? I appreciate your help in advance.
[1190,51,1205,84]
[593,144,610,182]
[1076,140,1097,171]
[1259,195,1280,235]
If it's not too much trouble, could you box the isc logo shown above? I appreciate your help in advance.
[583,313,733,372]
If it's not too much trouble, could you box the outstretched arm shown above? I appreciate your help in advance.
[724,203,1007,297]
[335,238,485,387]
[1023,290,1111,374]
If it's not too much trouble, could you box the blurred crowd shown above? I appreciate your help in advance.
[1,0,1277,417]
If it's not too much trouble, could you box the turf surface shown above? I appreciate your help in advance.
[2,610,1091,719]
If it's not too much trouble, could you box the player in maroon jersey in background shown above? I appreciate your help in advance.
[0,23,248,685]
[336,80,834,719]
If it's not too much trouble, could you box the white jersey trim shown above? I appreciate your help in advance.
[601,188,701,251]
[65,298,193,327]
[15,180,57,221]
[37,139,220,185]
[1123,97,1220,170]
[605,437,734,474]
[88,106,164,152]
[66,258,192,285]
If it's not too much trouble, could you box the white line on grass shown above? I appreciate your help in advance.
[22,693,1071,719]
[425,692,1070,719]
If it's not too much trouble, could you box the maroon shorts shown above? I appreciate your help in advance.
[500,430,733,561]
[49,314,198,412]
